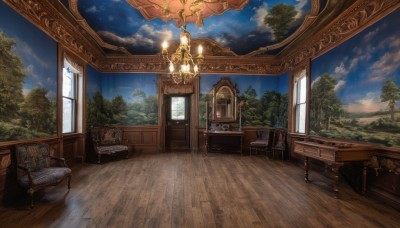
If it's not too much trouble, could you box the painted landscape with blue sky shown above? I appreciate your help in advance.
[0,2,58,141]
[0,2,57,101]
[78,0,310,55]
[310,8,400,148]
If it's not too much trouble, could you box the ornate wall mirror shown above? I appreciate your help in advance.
[212,78,237,122]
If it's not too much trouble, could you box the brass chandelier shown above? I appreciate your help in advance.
[161,25,204,84]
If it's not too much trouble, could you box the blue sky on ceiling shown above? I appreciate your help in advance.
[78,0,311,55]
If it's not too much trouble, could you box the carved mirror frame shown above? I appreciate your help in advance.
[211,78,238,122]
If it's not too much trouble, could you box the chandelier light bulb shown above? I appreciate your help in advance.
[194,65,198,72]
[162,40,168,50]
[181,36,188,46]
[198,45,203,54]
[169,62,174,72]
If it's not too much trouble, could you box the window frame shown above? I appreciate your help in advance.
[62,67,78,134]
[293,69,308,134]
[170,96,187,121]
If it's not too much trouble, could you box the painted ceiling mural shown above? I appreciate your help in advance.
[75,0,312,55]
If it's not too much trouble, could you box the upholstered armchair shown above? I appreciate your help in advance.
[249,128,274,156]
[90,127,129,164]
[15,143,71,208]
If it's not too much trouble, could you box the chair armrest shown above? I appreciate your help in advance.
[49,155,68,167]
[17,163,34,184]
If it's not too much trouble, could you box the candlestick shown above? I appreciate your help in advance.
[205,101,208,131]
[239,103,242,131]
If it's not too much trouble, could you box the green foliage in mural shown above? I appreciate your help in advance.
[20,87,56,133]
[310,73,344,131]
[381,78,400,121]
[0,32,26,121]
[86,91,158,129]
[310,74,400,148]
[0,33,56,141]
[264,3,297,41]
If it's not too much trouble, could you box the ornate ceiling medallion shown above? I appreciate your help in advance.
[126,0,249,27]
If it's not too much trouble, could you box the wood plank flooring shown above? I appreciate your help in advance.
[1,152,399,227]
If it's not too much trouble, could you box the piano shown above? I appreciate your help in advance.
[293,136,376,198]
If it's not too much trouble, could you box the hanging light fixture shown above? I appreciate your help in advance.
[161,25,204,84]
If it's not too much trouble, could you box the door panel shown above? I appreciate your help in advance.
[166,96,190,149]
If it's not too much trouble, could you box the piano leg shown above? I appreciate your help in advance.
[304,157,309,182]
[332,163,343,199]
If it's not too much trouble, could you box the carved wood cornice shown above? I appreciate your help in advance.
[3,0,103,66]
[280,0,400,70]
[98,55,283,75]
[4,0,399,75]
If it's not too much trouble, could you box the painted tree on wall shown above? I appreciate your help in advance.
[0,32,26,121]
[237,85,289,127]
[0,32,56,141]
[86,90,158,128]
[20,87,56,133]
[381,78,400,121]
[310,73,344,130]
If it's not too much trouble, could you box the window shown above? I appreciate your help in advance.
[62,67,77,133]
[171,97,186,120]
[294,70,307,133]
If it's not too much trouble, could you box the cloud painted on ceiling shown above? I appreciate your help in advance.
[78,0,311,55]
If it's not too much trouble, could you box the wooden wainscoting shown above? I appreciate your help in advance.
[62,133,85,166]
[121,126,160,153]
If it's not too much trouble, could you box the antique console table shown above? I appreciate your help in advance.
[293,138,376,198]
[203,130,244,156]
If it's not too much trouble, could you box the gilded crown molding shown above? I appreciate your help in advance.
[4,0,103,66]
[98,55,283,75]
[4,0,399,75]
[280,0,400,70]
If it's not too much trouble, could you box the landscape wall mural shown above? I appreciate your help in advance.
[86,72,158,128]
[310,8,400,148]
[0,2,57,142]
[199,73,289,128]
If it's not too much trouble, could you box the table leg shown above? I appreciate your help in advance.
[304,157,309,182]
[332,163,342,199]
[204,135,208,157]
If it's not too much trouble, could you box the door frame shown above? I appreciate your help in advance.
[158,76,199,153]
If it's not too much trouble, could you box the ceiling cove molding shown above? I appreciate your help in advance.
[280,0,400,70]
[98,56,283,75]
[3,0,103,66]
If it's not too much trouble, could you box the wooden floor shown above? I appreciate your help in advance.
[1,152,399,228]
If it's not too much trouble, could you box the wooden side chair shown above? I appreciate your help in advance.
[271,129,287,161]
[249,128,274,156]
[15,143,71,208]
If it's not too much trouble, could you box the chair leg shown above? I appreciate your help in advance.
[97,154,101,164]
[28,188,34,209]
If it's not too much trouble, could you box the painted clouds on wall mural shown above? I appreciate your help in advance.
[86,72,158,128]
[310,8,400,148]
[199,73,289,128]
[0,2,57,142]
[78,0,310,55]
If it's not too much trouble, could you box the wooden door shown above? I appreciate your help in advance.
[165,96,190,150]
